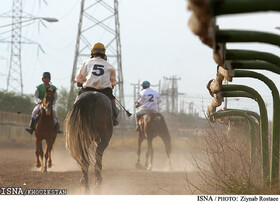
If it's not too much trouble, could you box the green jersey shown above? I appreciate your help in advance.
[36,84,57,100]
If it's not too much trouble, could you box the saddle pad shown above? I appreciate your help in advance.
[138,117,144,124]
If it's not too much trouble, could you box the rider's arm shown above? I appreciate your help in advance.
[75,73,87,86]
[135,101,141,108]
[75,61,87,86]
[109,68,116,88]
[34,89,42,104]
[135,92,145,108]
[157,93,162,104]
[53,91,58,105]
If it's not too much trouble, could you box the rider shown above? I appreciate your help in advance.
[25,72,62,134]
[135,80,161,131]
[75,42,119,126]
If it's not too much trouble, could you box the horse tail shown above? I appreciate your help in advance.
[157,114,172,155]
[64,92,101,171]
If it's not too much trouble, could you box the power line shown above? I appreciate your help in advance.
[68,0,125,125]
[1,0,58,94]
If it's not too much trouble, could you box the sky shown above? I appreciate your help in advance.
[0,0,279,119]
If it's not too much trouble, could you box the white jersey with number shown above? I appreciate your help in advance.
[137,87,161,111]
[75,57,116,89]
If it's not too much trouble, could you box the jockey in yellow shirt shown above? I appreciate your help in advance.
[75,42,119,126]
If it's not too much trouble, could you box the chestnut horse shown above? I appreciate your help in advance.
[34,86,57,172]
[65,91,113,192]
[136,112,172,170]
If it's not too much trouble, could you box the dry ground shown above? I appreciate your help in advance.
[0,134,202,195]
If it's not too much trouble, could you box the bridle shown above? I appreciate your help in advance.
[41,89,55,115]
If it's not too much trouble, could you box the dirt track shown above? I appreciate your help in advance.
[0,136,201,195]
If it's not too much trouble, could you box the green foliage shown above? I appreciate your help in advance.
[56,86,79,121]
[0,86,79,120]
[0,91,34,114]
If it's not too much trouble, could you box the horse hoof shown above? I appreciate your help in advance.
[36,163,41,168]
[95,177,102,186]
[48,163,52,168]
[43,169,47,173]
[146,164,152,171]
[80,177,86,185]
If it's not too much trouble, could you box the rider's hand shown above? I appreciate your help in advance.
[77,82,82,87]
[38,99,43,104]
[135,101,140,108]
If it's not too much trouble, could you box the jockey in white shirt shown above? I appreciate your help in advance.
[135,80,161,131]
[75,42,119,126]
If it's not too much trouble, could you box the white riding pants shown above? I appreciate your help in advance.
[31,105,59,123]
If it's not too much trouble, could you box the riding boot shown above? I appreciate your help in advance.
[136,123,140,132]
[111,99,119,126]
[25,118,35,135]
[135,115,141,131]
[55,120,63,134]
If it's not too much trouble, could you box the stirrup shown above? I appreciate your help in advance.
[55,123,63,133]
[25,127,33,135]
[113,118,119,126]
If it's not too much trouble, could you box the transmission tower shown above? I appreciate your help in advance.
[7,0,23,94]
[161,76,184,114]
[1,0,56,94]
[131,81,140,116]
[68,0,125,123]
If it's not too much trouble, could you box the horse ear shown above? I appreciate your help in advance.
[49,88,56,93]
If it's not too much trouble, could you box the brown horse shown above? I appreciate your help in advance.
[136,112,172,170]
[65,91,113,192]
[34,86,57,173]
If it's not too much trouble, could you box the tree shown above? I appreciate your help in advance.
[0,91,34,114]
[56,86,79,121]
[0,86,78,120]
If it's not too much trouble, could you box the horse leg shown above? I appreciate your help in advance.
[47,139,55,168]
[136,131,145,168]
[79,145,90,192]
[43,140,50,173]
[95,138,109,186]
[35,137,43,168]
[145,138,153,170]
[160,135,172,170]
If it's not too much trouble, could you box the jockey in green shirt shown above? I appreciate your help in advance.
[25,72,62,134]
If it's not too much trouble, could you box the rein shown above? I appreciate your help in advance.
[41,102,47,111]
[40,96,53,112]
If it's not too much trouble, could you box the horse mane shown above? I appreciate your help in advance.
[35,86,56,133]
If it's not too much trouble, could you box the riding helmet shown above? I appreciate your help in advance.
[42,72,51,80]
[141,81,150,88]
[91,42,106,55]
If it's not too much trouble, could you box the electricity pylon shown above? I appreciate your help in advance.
[68,0,125,125]
[1,0,57,94]
[7,0,23,94]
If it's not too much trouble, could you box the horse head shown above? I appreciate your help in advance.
[42,86,56,116]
